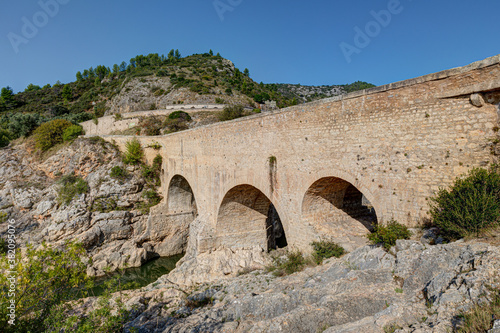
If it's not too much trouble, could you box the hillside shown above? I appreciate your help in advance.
[0,51,374,143]
[274,81,375,103]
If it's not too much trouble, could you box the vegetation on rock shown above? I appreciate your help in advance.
[33,119,72,151]
[57,174,89,205]
[311,240,345,264]
[429,167,500,240]
[123,138,144,165]
[367,219,412,249]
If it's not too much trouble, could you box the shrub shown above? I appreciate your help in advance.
[110,166,129,181]
[429,168,500,240]
[168,110,192,121]
[0,128,12,147]
[0,241,91,332]
[7,112,44,138]
[218,104,246,121]
[311,240,345,264]
[367,219,412,249]
[163,118,189,133]
[57,174,89,205]
[33,119,72,151]
[123,138,143,165]
[62,124,84,142]
[267,250,309,276]
[139,116,163,136]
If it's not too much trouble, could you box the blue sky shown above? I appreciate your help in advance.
[0,0,498,93]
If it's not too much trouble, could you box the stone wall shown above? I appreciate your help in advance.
[81,106,226,136]
[96,54,500,253]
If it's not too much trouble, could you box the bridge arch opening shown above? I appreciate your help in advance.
[216,185,287,251]
[301,177,377,250]
[167,175,197,216]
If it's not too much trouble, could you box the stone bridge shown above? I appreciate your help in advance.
[100,55,500,255]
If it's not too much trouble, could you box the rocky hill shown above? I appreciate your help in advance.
[0,52,375,145]
[274,81,375,103]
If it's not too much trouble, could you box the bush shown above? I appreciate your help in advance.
[218,104,246,121]
[0,241,91,332]
[57,174,89,205]
[0,128,12,147]
[7,112,44,138]
[123,138,143,165]
[0,241,131,333]
[311,240,345,264]
[267,250,309,276]
[138,116,163,136]
[110,165,129,181]
[429,168,500,240]
[33,119,72,151]
[163,118,189,133]
[168,110,191,121]
[367,219,412,249]
[62,124,84,141]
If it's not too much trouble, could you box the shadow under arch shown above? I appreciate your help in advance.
[167,175,197,216]
[215,184,287,251]
[301,177,377,250]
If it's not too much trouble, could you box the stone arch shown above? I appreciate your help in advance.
[215,184,287,251]
[301,177,377,251]
[167,175,197,216]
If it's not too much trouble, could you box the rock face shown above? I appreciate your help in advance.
[116,239,500,333]
[0,139,188,276]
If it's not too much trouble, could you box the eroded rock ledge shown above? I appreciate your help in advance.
[100,239,500,333]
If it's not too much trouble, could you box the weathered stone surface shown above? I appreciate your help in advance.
[114,239,500,333]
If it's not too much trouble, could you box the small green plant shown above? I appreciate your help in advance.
[137,189,162,214]
[311,240,345,264]
[113,113,123,121]
[267,250,309,276]
[110,165,129,181]
[147,142,162,150]
[57,174,89,205]
[429,167,500,240]
[123,138,144,165]
[91,197,118,213]
[33,119,72,151]
[395,288,403,293]
[367,219,412,250]
[62,124,84,142]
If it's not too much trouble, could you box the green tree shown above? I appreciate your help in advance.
[168,49,175,62]
[1,86,17,110]
[24,84,41,92]
[76,71,83,82]
[209,49,214,56]
[119,61,127,72]
[175,49,181,59]
[244,68,250,77]
[61,84,72,101]
[112,64,119,75]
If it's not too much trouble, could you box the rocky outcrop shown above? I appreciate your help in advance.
[0,138,187,276]
[113,239,500,333]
